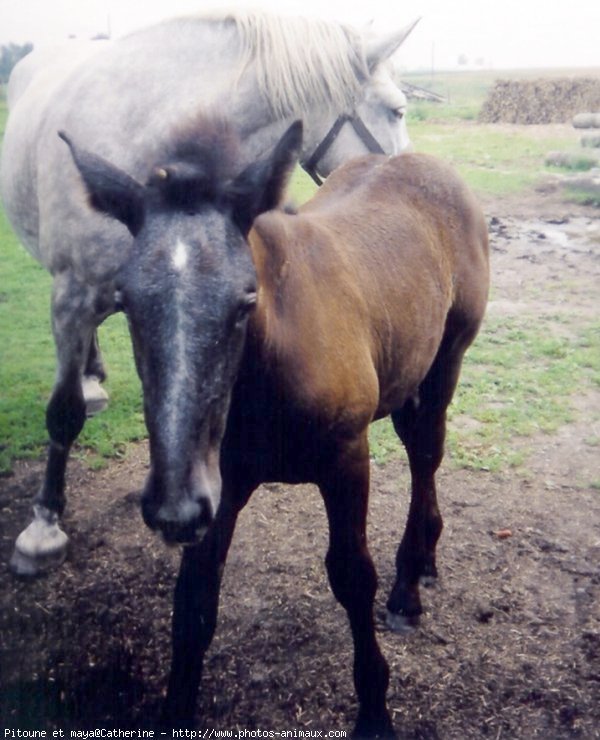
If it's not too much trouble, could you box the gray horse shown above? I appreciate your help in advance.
[1,9,418,576]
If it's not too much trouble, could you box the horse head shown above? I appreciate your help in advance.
[300,19,419,183]
[231,12,419,184]
[60,120,302,543]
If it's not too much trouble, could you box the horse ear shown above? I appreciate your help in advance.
[231,120,303,234]
[59,131,145,236]
[365,18,420,71]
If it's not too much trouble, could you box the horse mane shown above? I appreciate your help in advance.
[201,9,368,117]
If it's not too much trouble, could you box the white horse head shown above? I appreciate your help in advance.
[228,11,419,180]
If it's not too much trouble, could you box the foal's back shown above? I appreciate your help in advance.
[318,153,490,347]
[307,152,488,283]
[249,153,489,427]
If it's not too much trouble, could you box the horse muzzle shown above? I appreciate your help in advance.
[141,474,219,545]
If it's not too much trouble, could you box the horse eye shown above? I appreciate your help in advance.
[235,292,257,323]
[392,108,405,120]
[243,291,258,312]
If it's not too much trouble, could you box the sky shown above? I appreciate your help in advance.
[0,0,599,71]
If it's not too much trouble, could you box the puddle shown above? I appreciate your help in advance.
[490,216,600,258]
[535,225,570,248]
[487,214,599,316]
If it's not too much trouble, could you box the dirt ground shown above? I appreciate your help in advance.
[0,181,599,738]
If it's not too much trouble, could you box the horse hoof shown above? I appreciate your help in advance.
[82,375,109,416]
[385,609,419,633]
[10,512,69,576]
[353,711,396,739]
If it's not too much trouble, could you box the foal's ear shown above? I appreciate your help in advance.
[59,131,145,236]
[232,120,303,234]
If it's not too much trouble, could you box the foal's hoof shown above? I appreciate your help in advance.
[353,710,396,739]
[82,374,109,416]
[385,610,419,633]
[10,513,69,576]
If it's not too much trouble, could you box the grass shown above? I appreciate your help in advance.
[565,186,600,207]
[0,210,53,472]
[407,119,580,196]
[553,155,599,172]
[448,316,599,471]
[1,77,147,471]
[1,69,598,474]
[0,208,147,473]
[368,316,600,472]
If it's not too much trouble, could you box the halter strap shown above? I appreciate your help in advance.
[301,113,385,186]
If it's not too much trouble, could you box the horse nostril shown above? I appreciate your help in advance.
[141,488,214,544]
[157,518,209,545]
[141,461,221,544]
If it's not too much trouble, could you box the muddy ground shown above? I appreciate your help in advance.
[0,184,599,738]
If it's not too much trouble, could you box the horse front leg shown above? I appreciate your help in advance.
[162,500,241,726]
[320,436,394,739]
[10,273,102,576]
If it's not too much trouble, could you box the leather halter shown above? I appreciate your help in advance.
[300,113,385,186]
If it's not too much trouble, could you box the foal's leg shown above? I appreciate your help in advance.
[162,499,242,726]
[82,329,109,416]
[320,437,394,738]
[10,273,101,575]
[386,334,471,631]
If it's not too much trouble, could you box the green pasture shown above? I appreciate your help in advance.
[370,315,600,474]
[1,71,599,476]
[411,122,578,195]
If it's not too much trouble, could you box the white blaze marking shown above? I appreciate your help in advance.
[167,286,189,445]
[172,239,189,271]
[166,240,191,445]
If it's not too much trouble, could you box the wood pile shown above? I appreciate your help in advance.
[479,78,600,124]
